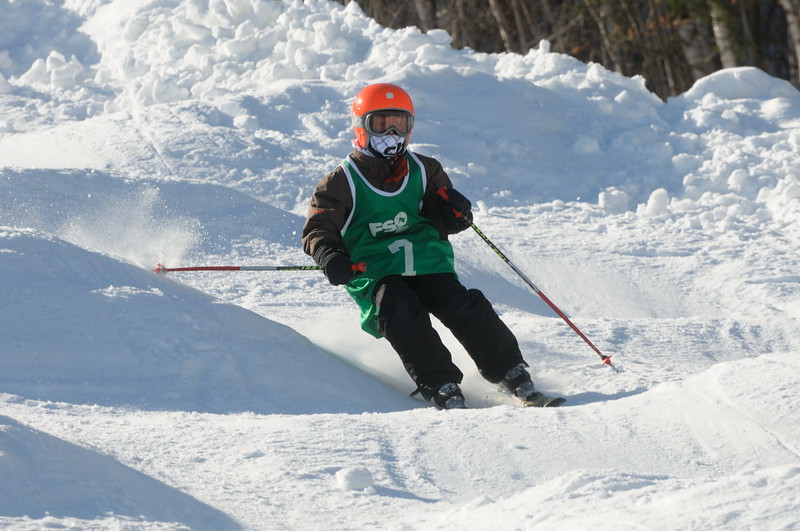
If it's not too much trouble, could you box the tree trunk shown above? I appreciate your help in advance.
[510,0,529,51]
[678,18,718,81]
[709,0,739,68]
[778,0,800,83]
[413,0,436,32]
[489,0,516,52]
[582,0,624,72]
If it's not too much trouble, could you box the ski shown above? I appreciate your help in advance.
[519,392,566,408]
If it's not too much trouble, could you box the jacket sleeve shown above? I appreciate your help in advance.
[302,167,354,265]
[417,154,457,236]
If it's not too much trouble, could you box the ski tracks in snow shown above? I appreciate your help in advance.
[680,354,800,468]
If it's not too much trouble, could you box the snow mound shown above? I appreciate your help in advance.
[335,467,375,491]
[0,414,237,529]
[0,227,411,414]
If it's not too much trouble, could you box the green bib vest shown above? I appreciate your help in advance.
[340,152,456,337]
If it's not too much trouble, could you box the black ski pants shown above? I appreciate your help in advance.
[374,273,524,397]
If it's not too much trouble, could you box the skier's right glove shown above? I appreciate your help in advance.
[323,251,355,286]
[316,246,365,286]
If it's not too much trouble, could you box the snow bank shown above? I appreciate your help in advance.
[1,0,796,235]
[658,67,800,231]
[0,226,410,414]
[0,414,237,529]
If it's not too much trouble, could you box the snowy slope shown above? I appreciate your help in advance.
[1,0,799,529]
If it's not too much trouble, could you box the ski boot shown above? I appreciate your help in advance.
[432,382,467,410]
[500,364,565,408]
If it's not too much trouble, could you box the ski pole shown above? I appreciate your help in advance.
[154,263,367,274]
[437,188,617,371]
[155,264,321,273]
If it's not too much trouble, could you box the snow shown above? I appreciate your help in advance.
[0,0,798,529]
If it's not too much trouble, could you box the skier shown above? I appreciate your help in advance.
[302,83,545,409]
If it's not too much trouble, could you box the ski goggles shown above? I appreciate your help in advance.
[363,111,414,136]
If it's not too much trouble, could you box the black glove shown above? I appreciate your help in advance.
[319,249,355,286]
[434,187,473,234]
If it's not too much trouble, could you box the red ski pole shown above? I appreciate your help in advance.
[154,263,367,274]
[437,188,618,371]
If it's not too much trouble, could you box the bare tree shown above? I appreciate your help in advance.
[709,0,740,68]
[335,0,800,94]
[778,0,800,81]
[488,0,516,52]
[413,0,436,31]
[678,16,720,80]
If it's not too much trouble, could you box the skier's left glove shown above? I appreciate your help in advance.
[434,187,473,234]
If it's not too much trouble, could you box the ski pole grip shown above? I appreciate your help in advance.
[436,187,464,219]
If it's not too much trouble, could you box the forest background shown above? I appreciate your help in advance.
[338,0,800,99]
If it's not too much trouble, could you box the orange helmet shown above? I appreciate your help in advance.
[351,83,415,151]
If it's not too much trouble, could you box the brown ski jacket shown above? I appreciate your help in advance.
[302,149,454,264]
